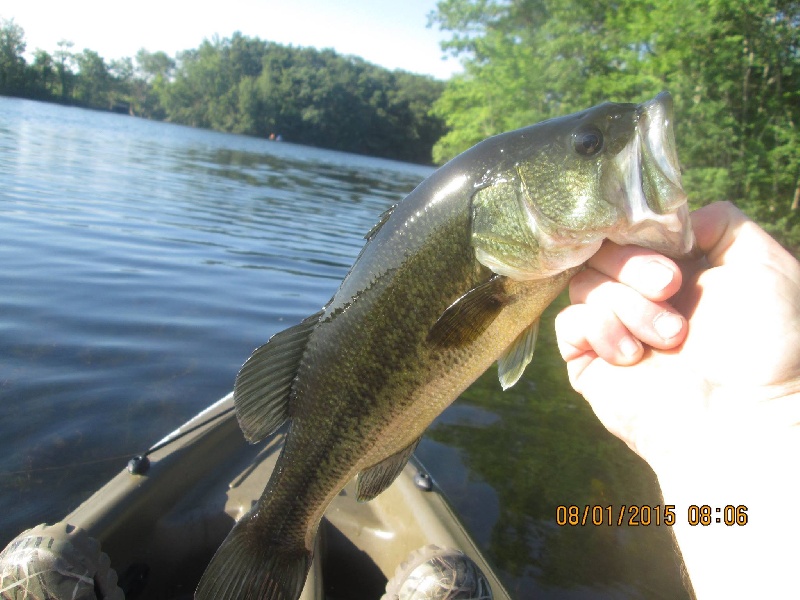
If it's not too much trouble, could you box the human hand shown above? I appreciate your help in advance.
[555,201,800,598]
[556,201,800,472]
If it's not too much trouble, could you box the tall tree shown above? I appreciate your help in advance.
[73,49,111,107]
[30,49,55,97]
[133,49,174,118]
[54,39,74,101]
[109,57,134,112]
[0,18,26,94]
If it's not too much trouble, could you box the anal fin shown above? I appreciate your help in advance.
[234,310,323,443]
[497,318,539,390]
[357,437,422,502]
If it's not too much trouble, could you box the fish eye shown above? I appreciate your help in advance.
[573,126,604,157]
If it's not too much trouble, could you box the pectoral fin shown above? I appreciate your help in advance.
[427,276,510,348]
[234,310,323,443]
[497,318,539,390]
[357,437,422,502]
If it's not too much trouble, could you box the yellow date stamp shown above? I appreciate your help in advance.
[556,504,749,526]
[556,504,676,526]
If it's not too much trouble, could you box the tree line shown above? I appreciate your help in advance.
[0,20,446,164]
[2,2,798,249]
[430,0,799,251]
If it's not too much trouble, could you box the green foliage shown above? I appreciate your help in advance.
[0,18,26,95]
[431,0,800,251]
[0,22,446,165]
[29,49,55,96]
[152,34,447,162]
[73,49,111,108]
[53,40,75,102]
[130,49,174,120]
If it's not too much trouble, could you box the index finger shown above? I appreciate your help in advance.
[583,241,683,301]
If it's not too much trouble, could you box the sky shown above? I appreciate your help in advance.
[5,0,463,80]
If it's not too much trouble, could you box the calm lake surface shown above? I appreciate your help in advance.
[0,97,689,599]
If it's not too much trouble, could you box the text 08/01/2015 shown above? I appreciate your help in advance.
[556,505,749,527]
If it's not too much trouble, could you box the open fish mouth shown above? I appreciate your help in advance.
[638,92,686,213]
[611,92,696,258]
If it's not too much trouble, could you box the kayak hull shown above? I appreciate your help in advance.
[47,393,511,599]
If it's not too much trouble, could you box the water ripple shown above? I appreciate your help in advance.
[0,97,431,543]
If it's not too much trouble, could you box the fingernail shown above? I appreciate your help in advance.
[640,261,675,295]
[618,335,642,359]
[653,311,684,340]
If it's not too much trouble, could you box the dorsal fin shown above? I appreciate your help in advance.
[497,318,539,390]
[426,276,510,348]
[356,437,422,502]
[234,310,322,443]
[364,204,397,241]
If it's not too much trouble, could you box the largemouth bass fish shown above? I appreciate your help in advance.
[196,92,695,600]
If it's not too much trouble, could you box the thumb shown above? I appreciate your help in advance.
[691,201,794,269]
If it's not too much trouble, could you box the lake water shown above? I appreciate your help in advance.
[0,97,689,599]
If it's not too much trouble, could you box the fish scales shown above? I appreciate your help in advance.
[196,92,696,600]
[262,189,570,548]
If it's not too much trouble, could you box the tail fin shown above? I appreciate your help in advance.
[195,521,311,600]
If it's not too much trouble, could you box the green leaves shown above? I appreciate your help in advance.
[1,25,446,165]
[431,0,800,252]
[147,35,447,164]
[0,18,27,95]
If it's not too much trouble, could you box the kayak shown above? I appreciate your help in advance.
[0,393,511,599]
